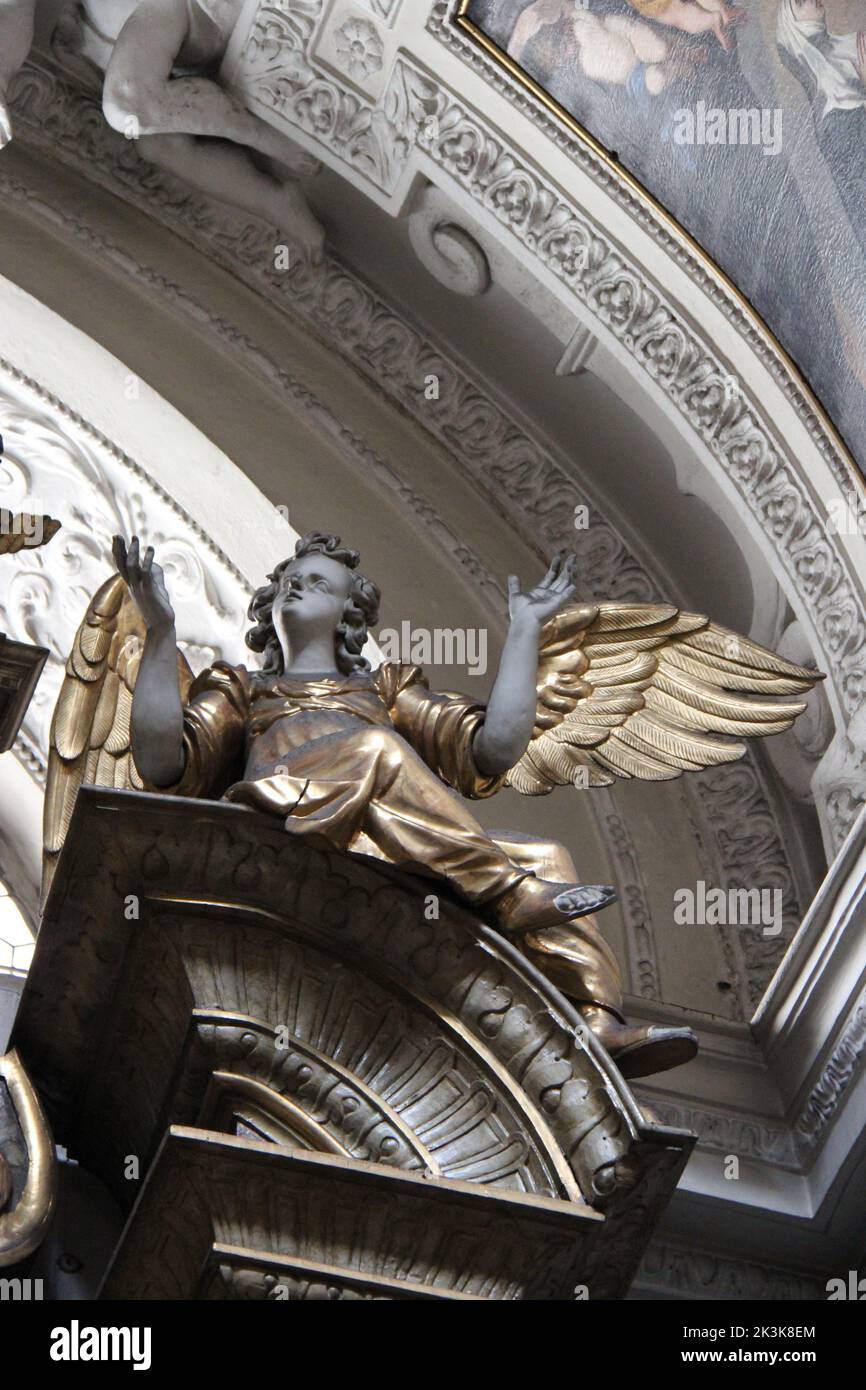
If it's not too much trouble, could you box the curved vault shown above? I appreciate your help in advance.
[6,3,863,854]
[0,219,821,1030]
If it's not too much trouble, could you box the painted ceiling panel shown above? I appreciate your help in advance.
[464,0,866,467]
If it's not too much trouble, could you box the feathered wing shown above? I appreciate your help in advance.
[42,575,193,902]
[507,601,823,795]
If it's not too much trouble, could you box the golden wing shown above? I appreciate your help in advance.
[507,601,823,795]
[42,575,193,902]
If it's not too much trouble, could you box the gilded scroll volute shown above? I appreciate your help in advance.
[0,1048,57,1267]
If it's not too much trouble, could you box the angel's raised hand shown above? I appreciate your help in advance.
[112,534,176,632]
[508,551,577,629]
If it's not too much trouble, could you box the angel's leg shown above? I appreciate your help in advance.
[101,0,300,165]
[228,725,529,902]
[491,831,697,1076]
[137,134,324,262]
[225,724,612,923]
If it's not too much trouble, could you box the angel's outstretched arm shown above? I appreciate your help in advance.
[0,0,36,146]
[113,535,185,788]
[474,552,577,777]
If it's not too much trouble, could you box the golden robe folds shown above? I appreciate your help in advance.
[147,660,623,1013]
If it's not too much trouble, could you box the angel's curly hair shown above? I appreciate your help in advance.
[246,532,381,676]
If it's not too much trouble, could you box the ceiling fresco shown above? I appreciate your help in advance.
[461,0,866,470]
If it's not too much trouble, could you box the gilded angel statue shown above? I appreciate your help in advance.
[43,532,821,1080]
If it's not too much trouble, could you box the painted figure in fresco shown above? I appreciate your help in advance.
[624,0,746,53]
[777,0,866,283]
[44,531,820,1080]
[508,0,744,78]
[472,0,866,450]
[0,0,324,262]
[777,0,866,114]
[508,0,711,94]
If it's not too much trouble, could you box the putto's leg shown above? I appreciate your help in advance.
[649,0,743,48]
[137,135,325,263]
[102,1,324,260]
[102,0,294,162]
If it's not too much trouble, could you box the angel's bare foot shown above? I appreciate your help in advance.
[555,885,617,916]
[493,877,616,934]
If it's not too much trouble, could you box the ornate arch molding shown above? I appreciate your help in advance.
[0,137,818,1007]
[15,8,861,845]
[0,279,308,922]
[0,355,261,775]
[10,31,866,734]
[209,0,866,841]
[0,45,832,1004]
[430,2,857,485]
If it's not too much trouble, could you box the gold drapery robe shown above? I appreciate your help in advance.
[147,661,623,1014]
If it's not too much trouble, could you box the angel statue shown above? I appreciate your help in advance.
[0,0,324,262]
[43,532,821,1081]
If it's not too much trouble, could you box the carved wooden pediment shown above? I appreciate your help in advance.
[12,787,693,1298]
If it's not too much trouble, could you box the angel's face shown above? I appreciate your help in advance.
[274,553,353,644]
